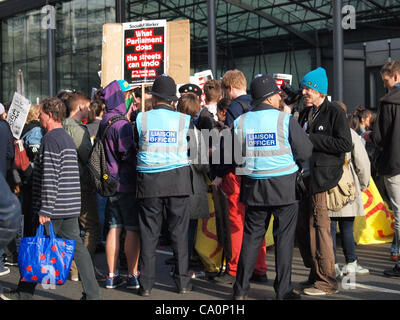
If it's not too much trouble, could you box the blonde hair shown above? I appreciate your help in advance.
[221,69,247,91]
[26,105,40,124]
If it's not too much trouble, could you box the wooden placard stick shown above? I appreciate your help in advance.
[142,85,145,112]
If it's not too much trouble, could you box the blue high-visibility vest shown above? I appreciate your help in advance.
[234,108,298,179]
[136,108,191,173]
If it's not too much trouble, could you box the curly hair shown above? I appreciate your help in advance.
[41,97,67,123]
[26,105,40,124]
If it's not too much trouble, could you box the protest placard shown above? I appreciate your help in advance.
[7,92,31,139]
[123,20,167,86]
[101,20,190,88]
[273,73,292,90]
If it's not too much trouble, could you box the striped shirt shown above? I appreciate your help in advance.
[32,128,81,219]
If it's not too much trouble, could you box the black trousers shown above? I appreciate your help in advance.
[138,196,190,291]
[233,202,298,300]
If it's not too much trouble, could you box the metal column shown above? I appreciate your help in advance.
[207,0,217,78]
[46,5,56,97]
[333,0,344,102]
[116,0,126,23]
[315,31,322,68]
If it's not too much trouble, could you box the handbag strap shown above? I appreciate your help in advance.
[35,224,45,238]
[35,221,56,239]
[47,221,56,239]
[344,152,351,168]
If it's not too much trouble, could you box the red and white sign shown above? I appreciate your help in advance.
[123,20,166,86]
[273,73,292,92]
[191,70,214,106]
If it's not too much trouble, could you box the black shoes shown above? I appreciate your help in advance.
[215,272,267,285]
[250,272,268,283]
[165,257,176,265]
[178,283,193,294]
[138,288,151,297]
[138,285,193,296]
[213,273,235,285]
[298,279,314,288]
[384,263,400,277]
[3,255,18,266]
[281,289,301,300]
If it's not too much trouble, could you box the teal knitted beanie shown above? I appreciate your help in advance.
[301,67,328,95]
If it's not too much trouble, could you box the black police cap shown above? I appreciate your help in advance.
[178,83,203,98]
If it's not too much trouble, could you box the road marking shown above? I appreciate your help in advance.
[156,249,173,256]
[356,283,400,294]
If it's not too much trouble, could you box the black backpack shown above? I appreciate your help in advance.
[87,115,129,197]
[237,100,249,113]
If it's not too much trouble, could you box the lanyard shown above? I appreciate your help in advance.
[307,107,320,126]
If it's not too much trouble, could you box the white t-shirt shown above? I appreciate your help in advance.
[205,104,218,121]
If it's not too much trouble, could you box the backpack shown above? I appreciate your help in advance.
[237,100,249,113]
[87,115,129,197]
[22,126,44,148]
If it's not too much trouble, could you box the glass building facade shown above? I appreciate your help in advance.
[1,0,115,104]
[2,0,397,110]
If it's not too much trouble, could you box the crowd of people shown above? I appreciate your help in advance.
[0,60,399,300]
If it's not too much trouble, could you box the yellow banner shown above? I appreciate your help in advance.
[195,190,223,272]
[194,181,274,272]
[354,178,395,244]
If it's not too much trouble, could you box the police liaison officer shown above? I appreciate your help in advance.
[232,74,313,300]
[134,74,194,296]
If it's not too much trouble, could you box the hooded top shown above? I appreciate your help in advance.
[371,85,400,176]
[98,80,136,193]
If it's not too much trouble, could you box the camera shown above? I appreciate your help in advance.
[281,82,303,105]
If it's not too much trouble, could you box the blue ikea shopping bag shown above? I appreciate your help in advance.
[18,221,75,285]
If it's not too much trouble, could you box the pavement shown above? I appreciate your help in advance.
[1,239,400,302]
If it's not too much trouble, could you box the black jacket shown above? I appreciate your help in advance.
[239,104,313,206]
[371,86,400,176]
[298,98,352,194]
[215,95,251,178]
[0,174,21,250]
[0,119,14,179]
[196,107,218,131]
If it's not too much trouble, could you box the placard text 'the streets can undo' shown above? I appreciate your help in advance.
[123,20,167,86]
